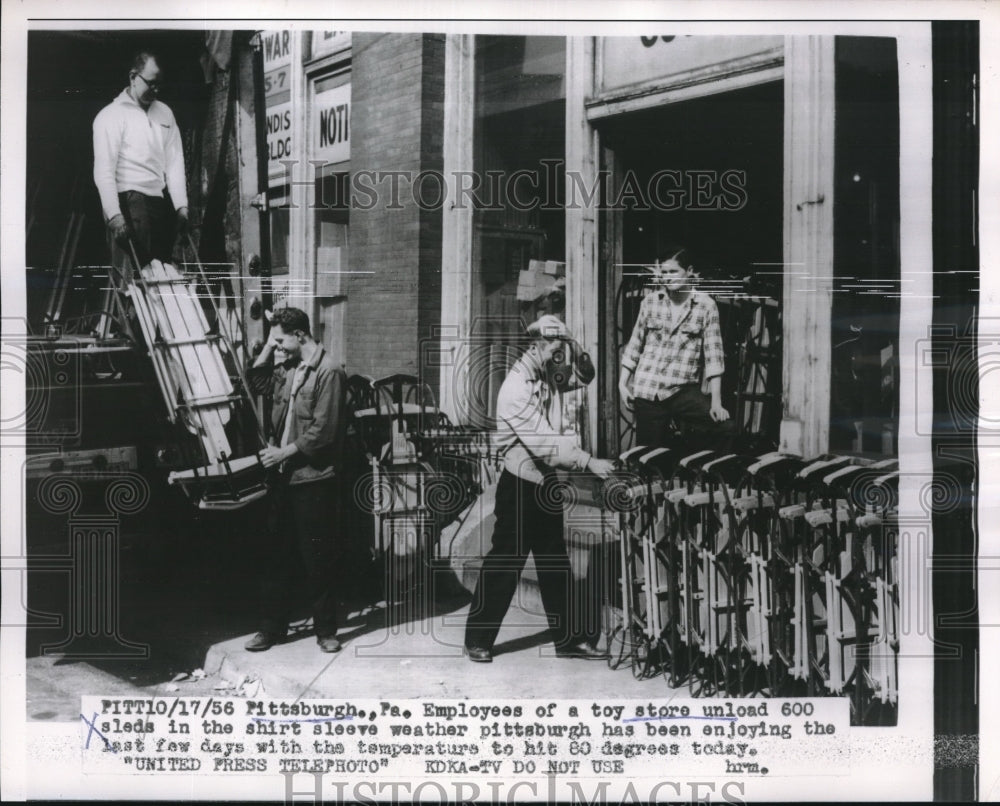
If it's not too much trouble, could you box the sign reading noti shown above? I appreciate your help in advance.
[313,83,351,164]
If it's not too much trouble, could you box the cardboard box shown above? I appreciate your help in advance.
[316,246,343,297]
[518,272,560,301]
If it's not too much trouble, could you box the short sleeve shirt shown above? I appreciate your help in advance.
[620,290,726,401]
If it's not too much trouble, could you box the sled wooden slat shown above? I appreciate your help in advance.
[135,260,233,462]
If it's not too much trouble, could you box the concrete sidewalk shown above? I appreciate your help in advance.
[195,474,678,702]
[203,598,678,701]
[27,480,676,720]
[200,481,659,702]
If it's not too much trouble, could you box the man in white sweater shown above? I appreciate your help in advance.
[93,51,189,270]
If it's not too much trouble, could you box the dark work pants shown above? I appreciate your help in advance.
[259,477,341,638]
[464,469,578,651]
[110,190,175,272]
[634,385,735,452]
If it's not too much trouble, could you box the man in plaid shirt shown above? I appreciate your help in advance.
[618,249,734,451]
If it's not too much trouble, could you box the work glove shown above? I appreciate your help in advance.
[108,214,131,247]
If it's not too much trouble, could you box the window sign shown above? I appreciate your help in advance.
[313,82,351,165]
[261,30,294,186]
[265,101,293,175]
[599,35,783,95]
[312,30,351,59]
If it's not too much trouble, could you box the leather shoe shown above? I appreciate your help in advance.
[317,635,342,653]
[463,646,493,663]
[244,631,283,652]
[556,641,608,660]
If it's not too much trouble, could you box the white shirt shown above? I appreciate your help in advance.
[92,89,189,221]
[280,363,309,451]
[495,351,592,484]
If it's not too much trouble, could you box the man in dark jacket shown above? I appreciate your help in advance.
[245,307,348,653]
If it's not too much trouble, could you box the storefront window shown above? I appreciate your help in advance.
[470,35,566,425]
[310,69,351,359]
[830,37,900,455]
[269,204,290,276]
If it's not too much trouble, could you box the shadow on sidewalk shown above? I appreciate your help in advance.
[27,492,471,690]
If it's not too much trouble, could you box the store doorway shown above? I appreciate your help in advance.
[598,79,785,455]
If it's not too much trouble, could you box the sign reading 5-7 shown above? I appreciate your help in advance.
[263,69,288,96]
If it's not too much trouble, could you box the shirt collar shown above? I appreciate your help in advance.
[514,348,549,384]
[654,288,701,308]
[301,343,325,372]
[115,88,158,113]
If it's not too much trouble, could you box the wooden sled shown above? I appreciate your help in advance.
[126,241,267,510]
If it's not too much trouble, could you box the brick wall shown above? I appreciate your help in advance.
[347,33,445,391]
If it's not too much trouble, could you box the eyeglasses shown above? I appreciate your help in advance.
[134,73,161,90]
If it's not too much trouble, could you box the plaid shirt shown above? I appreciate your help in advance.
[621,289,725,401]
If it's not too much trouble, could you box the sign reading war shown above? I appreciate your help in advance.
[261,30,292,70]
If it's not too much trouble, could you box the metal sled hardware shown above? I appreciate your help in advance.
[167,454,268,511]
[603,447,900,725]
[125,244,267,510]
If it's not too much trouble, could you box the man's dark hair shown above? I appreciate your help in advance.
[657,245,694,270]
[130,50,159,76]
[270,307,311,336]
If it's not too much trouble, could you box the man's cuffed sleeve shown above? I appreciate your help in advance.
[550,440,590,471]
[620,298,648,372]
[702,299,726,380]
[496,372,589,472]
[247,361,274,396]
[92,110,123,221]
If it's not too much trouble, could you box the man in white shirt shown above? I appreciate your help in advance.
[93,51,189,270]
[463,315,616,663]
